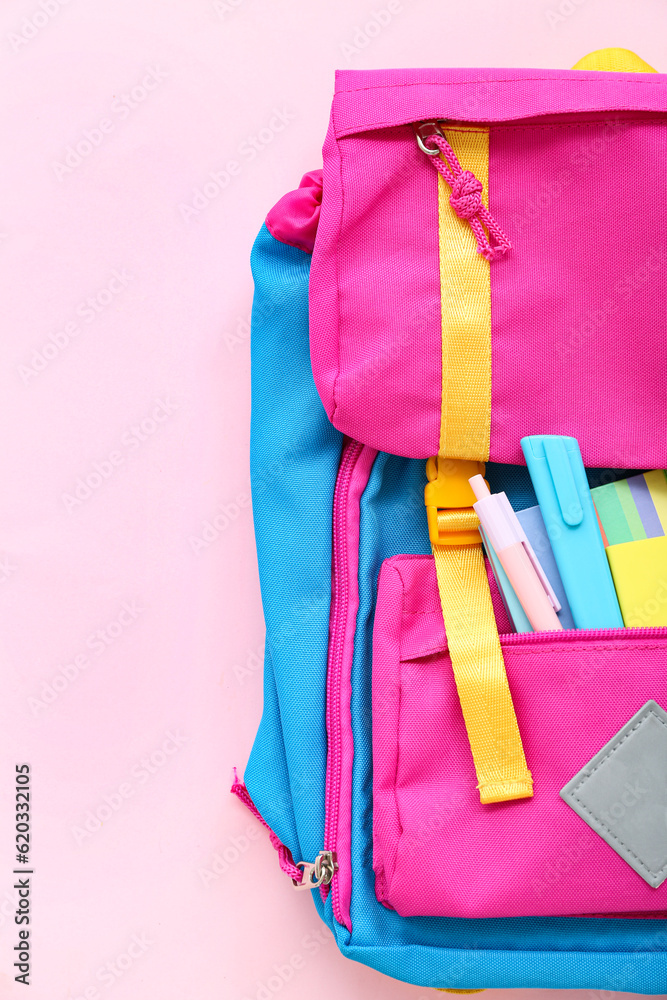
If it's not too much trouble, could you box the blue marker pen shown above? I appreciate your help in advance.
[520,435,624,630]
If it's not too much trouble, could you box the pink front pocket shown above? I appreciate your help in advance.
[372,554,667,919]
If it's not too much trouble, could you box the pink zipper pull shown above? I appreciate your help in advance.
[231,769,302,882]
[414,122,511,262]
[231,770,338,891]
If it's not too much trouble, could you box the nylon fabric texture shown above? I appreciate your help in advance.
[347,450,667,990]
[309,69,667,466]
[572,48,657,73]
[243,223,667,992]
[244,225,344,863]
[372,553,667,918]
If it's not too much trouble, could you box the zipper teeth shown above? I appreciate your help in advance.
[324,438,364,918]
[501,626,667,645]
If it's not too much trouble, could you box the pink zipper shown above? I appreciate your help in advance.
[323,438,364,920]
[232,439,374,910]
[323,438,378,930]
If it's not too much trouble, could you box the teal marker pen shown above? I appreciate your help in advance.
[520,435,623,630]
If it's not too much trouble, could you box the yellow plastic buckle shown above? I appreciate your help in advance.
[424,457,486,547]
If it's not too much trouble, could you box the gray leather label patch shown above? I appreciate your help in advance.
[560,700,667,888]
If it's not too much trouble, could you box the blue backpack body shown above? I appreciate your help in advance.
[236,219,667,993]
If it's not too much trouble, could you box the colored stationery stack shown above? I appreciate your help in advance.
[592,471,667,627]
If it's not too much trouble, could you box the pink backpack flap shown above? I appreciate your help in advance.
[309,67,667,468]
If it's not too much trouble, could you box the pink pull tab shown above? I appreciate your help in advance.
[423,132,511,262]
[230,769,302,883]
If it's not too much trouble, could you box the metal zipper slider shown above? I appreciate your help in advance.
[292,850,338,891]
[413,121,447,155]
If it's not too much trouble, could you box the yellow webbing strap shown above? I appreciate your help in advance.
[437,126,492,462]
[430,128,532,805]
[432,514,533,804]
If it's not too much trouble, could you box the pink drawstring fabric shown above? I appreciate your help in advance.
[230,769,302,882]
[424,133,511,262]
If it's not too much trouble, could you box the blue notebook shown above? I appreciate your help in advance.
[481,504,575,632]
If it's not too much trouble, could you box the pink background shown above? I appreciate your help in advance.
[0,0,664,998]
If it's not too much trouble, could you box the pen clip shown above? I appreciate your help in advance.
[499,494,562,612]
[543,437,583,526]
